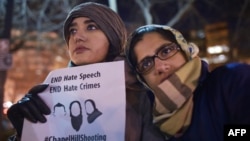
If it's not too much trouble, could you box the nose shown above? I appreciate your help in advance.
[74,31,87,43]
[154,57,168,74]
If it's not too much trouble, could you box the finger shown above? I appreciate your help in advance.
[25,100,47,123]
[29,94,51,115]
[28,83,49,94]
[18,100,39,123]
[20,102,48,123]
[26,83,51,115]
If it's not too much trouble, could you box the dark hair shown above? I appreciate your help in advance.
[126,25,177,70]
[64,2,127,62]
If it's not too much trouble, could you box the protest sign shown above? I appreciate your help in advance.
[21,61,126,141]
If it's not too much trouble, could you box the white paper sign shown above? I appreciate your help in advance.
[21,61,126,141]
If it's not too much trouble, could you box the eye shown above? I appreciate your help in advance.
[159,47,172,57]
[69,28,77,35]
[139,57,153,71]
[87,24,99,30]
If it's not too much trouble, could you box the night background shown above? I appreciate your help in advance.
[0,0,250,140]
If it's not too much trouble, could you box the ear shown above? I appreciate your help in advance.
[188,42,199,58]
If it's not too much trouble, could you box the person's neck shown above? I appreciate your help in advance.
[68,61,77,67]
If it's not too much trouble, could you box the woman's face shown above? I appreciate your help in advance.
[134,32,187,91]
[67,17,109,66]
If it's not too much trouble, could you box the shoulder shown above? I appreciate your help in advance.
[206,63,250,99]
[211,63,250,122]
[204,62,250,95]
[215,62,250,71]
[200,63,250,123]
[210,62,250,79]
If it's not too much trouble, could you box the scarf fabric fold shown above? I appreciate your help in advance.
[153,57,202,137]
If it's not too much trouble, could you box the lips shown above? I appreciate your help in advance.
[74,46,89,54]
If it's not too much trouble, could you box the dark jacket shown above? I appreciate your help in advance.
[169,61,250,141]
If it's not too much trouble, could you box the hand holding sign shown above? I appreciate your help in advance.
[7,84,50,137]
[21,61,126,141]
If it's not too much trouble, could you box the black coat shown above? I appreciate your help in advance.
[169,61,250,141]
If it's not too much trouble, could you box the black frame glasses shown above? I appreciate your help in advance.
[136,43,180,74]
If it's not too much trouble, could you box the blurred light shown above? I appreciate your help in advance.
[3,101,13,108]
[11,29,22,36]
[197,30,205,38]
[3,101,13,115]
[203,55,228,64]
[55,56,63,62]
[212,54,228,64]
[207,45,230,54]
[36,69,43,75]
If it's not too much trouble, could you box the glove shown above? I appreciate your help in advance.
[7,84,51,138]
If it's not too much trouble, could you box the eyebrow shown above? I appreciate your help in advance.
[138,43,173,63]
[156,43,170,53]
[69,19,95,28]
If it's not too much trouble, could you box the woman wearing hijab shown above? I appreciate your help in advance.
[126,24,250,141]
[7,3,165,141]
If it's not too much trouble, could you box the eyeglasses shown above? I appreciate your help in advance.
[136,43,180,74]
